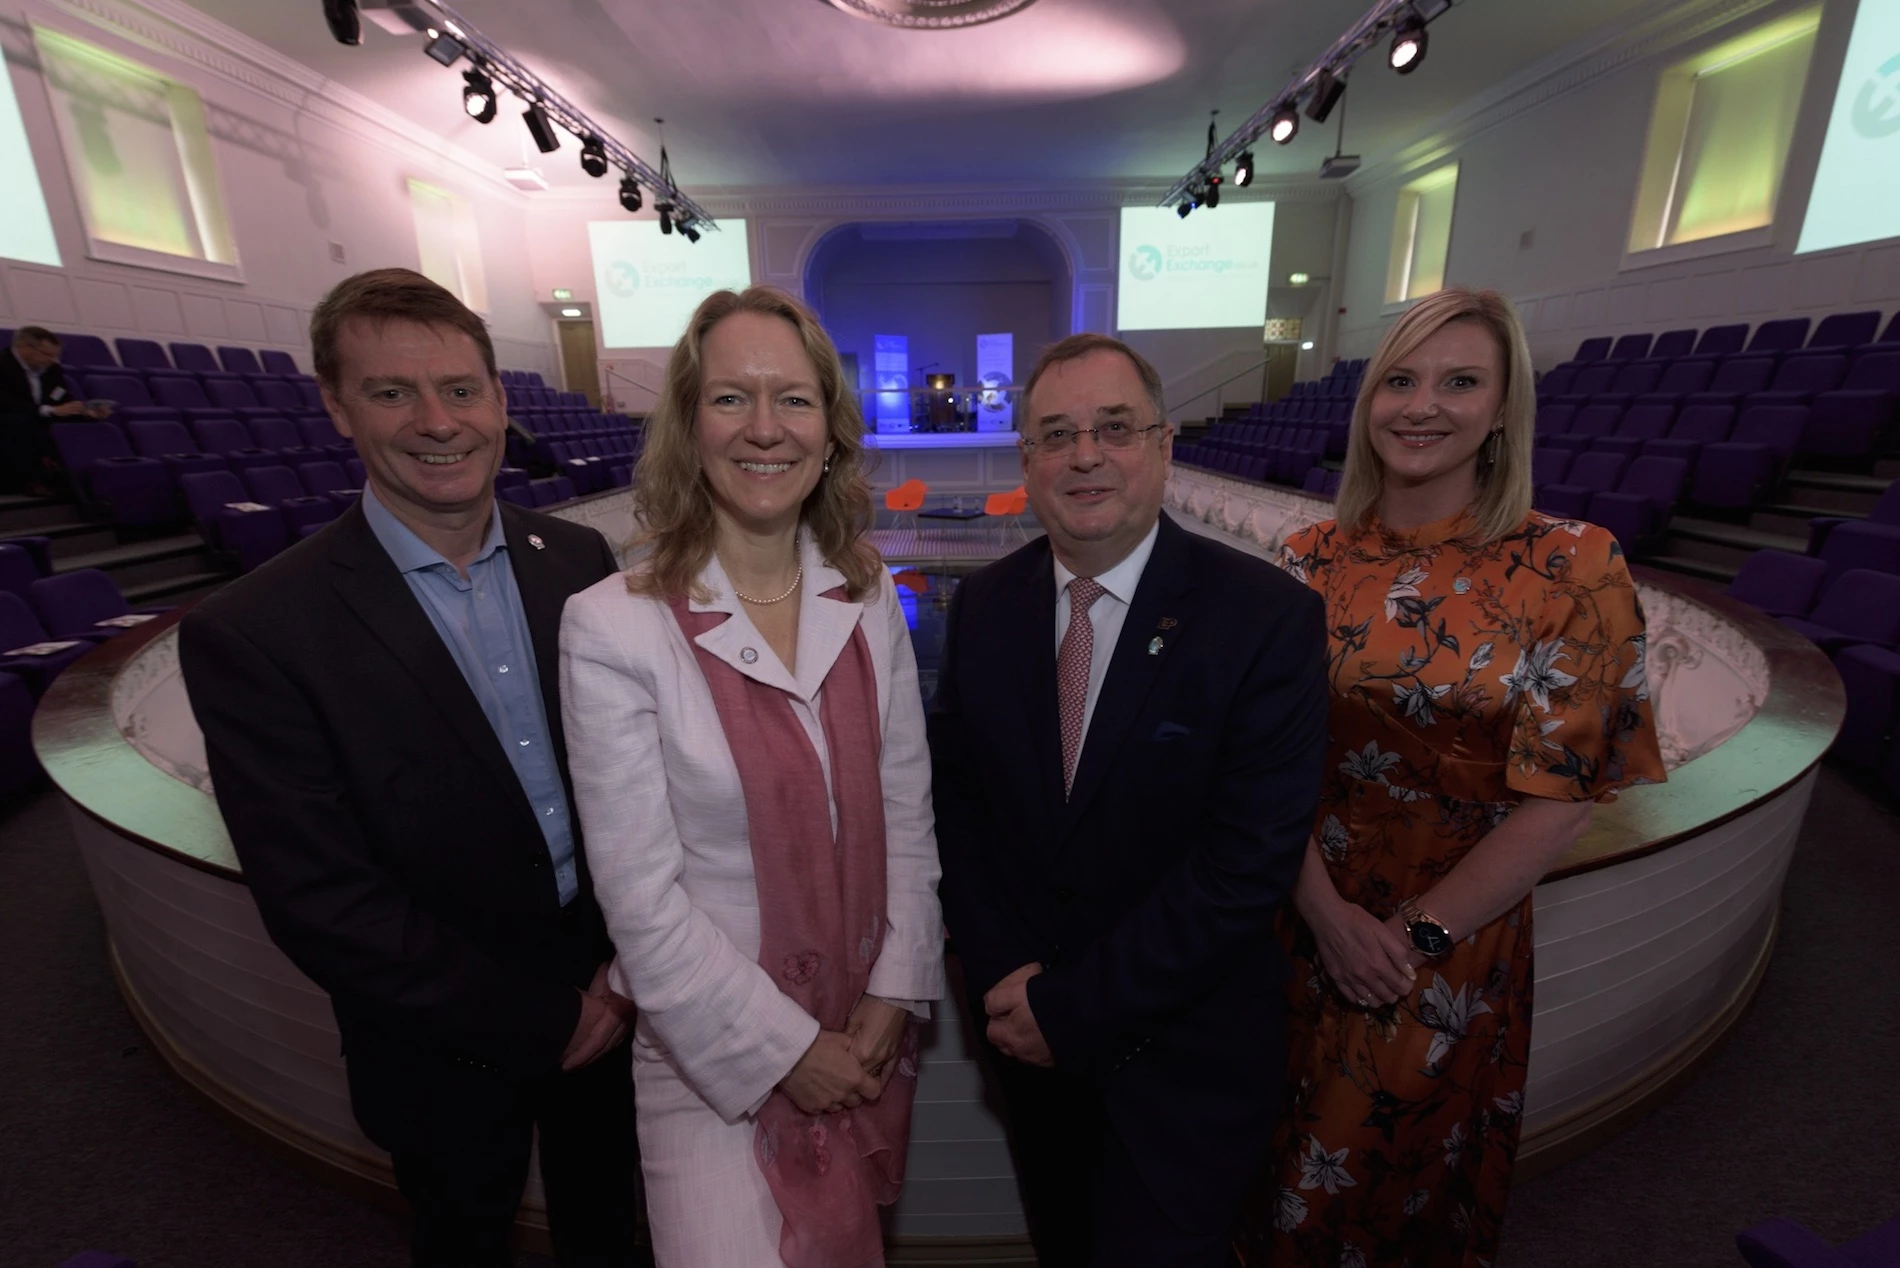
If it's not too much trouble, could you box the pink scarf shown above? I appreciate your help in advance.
[669,589,917,1268]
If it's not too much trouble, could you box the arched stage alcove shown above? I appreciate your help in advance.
[34,482,1841,1264]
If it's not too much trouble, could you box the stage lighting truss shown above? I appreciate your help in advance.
[1389,16,1427,73]
[367,0,715,230]
[1159,0,1453,212]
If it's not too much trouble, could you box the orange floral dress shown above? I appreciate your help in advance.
[1236,508,1666,1268]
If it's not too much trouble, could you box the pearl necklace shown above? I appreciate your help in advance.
[732,564,803,606]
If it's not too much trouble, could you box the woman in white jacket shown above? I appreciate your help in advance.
[559,285,943,1268]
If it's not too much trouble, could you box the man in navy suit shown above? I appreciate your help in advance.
[0,326,106,494]
[929,333,1327,1266]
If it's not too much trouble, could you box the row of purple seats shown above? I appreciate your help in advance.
[1538,402,1808,509]
[47,332,306,381]
[1190,426,1328,486]
[73,368,325,424]
[1807,483,1900,556]
[0,670,36,797]
[499,369,548,387]
[179,462,368,572]
[1534,453,1687,551]
[1300,466,1342,499]
[1561,311,1900,369]
[0,561,168,694]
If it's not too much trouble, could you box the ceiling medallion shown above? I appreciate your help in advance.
[822,0,1041,30]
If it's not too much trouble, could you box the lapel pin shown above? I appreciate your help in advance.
[740,647,759,664]
[527,534,545,551]
[1158,617,1179,629]
[1148,636,1165,656]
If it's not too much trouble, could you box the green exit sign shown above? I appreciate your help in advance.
[551,288,574,301]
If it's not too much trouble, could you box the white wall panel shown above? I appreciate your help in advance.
[224,298,266,342]
[130,285,185,334]
[73,277,133,330]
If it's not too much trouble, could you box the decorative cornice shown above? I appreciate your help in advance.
[42,0,528,200]
[1348,0,1784,190]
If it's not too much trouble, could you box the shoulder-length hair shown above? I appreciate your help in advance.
[1334,286,1535,545]
[627,285,882,602]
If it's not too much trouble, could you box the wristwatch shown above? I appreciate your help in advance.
[1400,896,1454,959]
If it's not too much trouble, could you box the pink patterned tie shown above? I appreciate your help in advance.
[1058,576,1106,797]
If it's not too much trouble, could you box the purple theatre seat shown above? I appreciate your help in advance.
[217,345,267,377]
[1650,328,1698,359]
[1571,336,1613,363]
[50,423,177,526]
[192,418,277,475]
[1607,333,1652,360]
[1818,521,1900,585]
[1808,482,1900,556]
[126,420,227,482]
[1738,1214,1900,1268]
[1746,317,1811,355]
[115,337,172,371]
[29,568,169,643]
[1603,358,1666,400]
[1538,451,1627,520]
[54,1252,139,1268]
[1634,358,1717,412]
[245,465,338,535]
[1806,310,1881,353]
[1301,466,1328,494]
[1531,447,1573,489]
[497,484,534,507]
[202,378,279,420]
[78,372,183,425]
[260,349,300,376]
[1779,568,1900,655]
[248,416,322,463]
[0,670,37,797]
[1537,365,1579,399]
[0,535,52,576]
[146,374,236,421]
[252,379,305,414]
[1562,362,1620,400]
[296,458,354,497]
[0,592,93,696]
[1800,350,1900,457]
[168,342,221,374]
[1593,401,1676,459]
[295,379,324,411]
[1727,550,1829,619]
[1830,645,1900,771]
[1587,455,1688,552]
[1692,323,1749,359]
[296,415,342,449]
[1535,401,1578,440]
[1549,403,1622,454]
[346,457,366,485]
[1748,353,1849,410]
[0,543,38,603]
[1647,403,1735,466]
[1683,356,1777,412]
[179,470,289,573]
[527,477,563,507]
[56,332,117,368]
[1688,405,1806,508]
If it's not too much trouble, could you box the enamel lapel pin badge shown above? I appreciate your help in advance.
[527,534,545,551]
[1149,617,1179,655]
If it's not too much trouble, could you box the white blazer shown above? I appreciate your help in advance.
[559,537,945,1125]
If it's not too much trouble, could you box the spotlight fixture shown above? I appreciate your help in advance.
[522,102,561,153]
[1390,14,1427,73]
[461,68,497,123]
[617,175,643,213]
[1269,104,1300,145]
[680,221,701,244]
[1305,68,1345,122]
[1233,150,1255,188]
[657,202,675,235]
[322,0,361,46]
[424,30,466,66]
[1176,199,1193,219]
[579,136,609,178]
[1204,176,1222,209]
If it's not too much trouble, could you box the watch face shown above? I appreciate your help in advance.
[1410,921,1454,957]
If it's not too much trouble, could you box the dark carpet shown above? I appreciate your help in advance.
[1,766,1894,1268]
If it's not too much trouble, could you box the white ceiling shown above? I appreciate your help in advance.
[174,0,1656,191]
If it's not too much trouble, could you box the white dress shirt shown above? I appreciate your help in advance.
[1051,517,1161,766]
[12,350,51,415]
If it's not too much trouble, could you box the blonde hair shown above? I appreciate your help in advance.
[1333,286,1535,545]
[627,286,882,602]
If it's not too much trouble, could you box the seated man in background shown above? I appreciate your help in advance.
[0,326,108,496]
[179,268,644,1267]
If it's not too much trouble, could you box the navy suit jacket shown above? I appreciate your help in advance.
[929,510,1328,1229]
[0,352,71,417]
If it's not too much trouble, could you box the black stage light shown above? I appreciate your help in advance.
[1233,150,1255,187]
[680,222,701,244]
[1269,104,1300,144]
[1306,68,1345,122]
[424,31,466,66]
[522,102,561,153]
[462,69,497,123]
[322,0,361,46]
[1176,200,1193,219]
[580,137,609,178]
[657,202,674,235]
[1204,176,1221,208]
[1390,16,1427,73]
[618,176,643,213]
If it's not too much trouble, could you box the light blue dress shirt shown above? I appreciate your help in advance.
[361,487,579,905]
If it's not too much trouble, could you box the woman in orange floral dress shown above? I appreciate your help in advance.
[1236,288,1666,1268]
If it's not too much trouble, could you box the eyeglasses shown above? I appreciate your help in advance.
[1021,421,1168,457]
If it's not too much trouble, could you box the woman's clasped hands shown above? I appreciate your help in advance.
[1307,892,1418,1011]
[777,995,910,1115]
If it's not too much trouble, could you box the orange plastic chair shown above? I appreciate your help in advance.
[984,485,1030,546]
[884,478,926,533]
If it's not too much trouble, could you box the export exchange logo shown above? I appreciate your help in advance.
[604,260,641,298]
[1852,51,1900,140]
[1128,244,1163,282]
